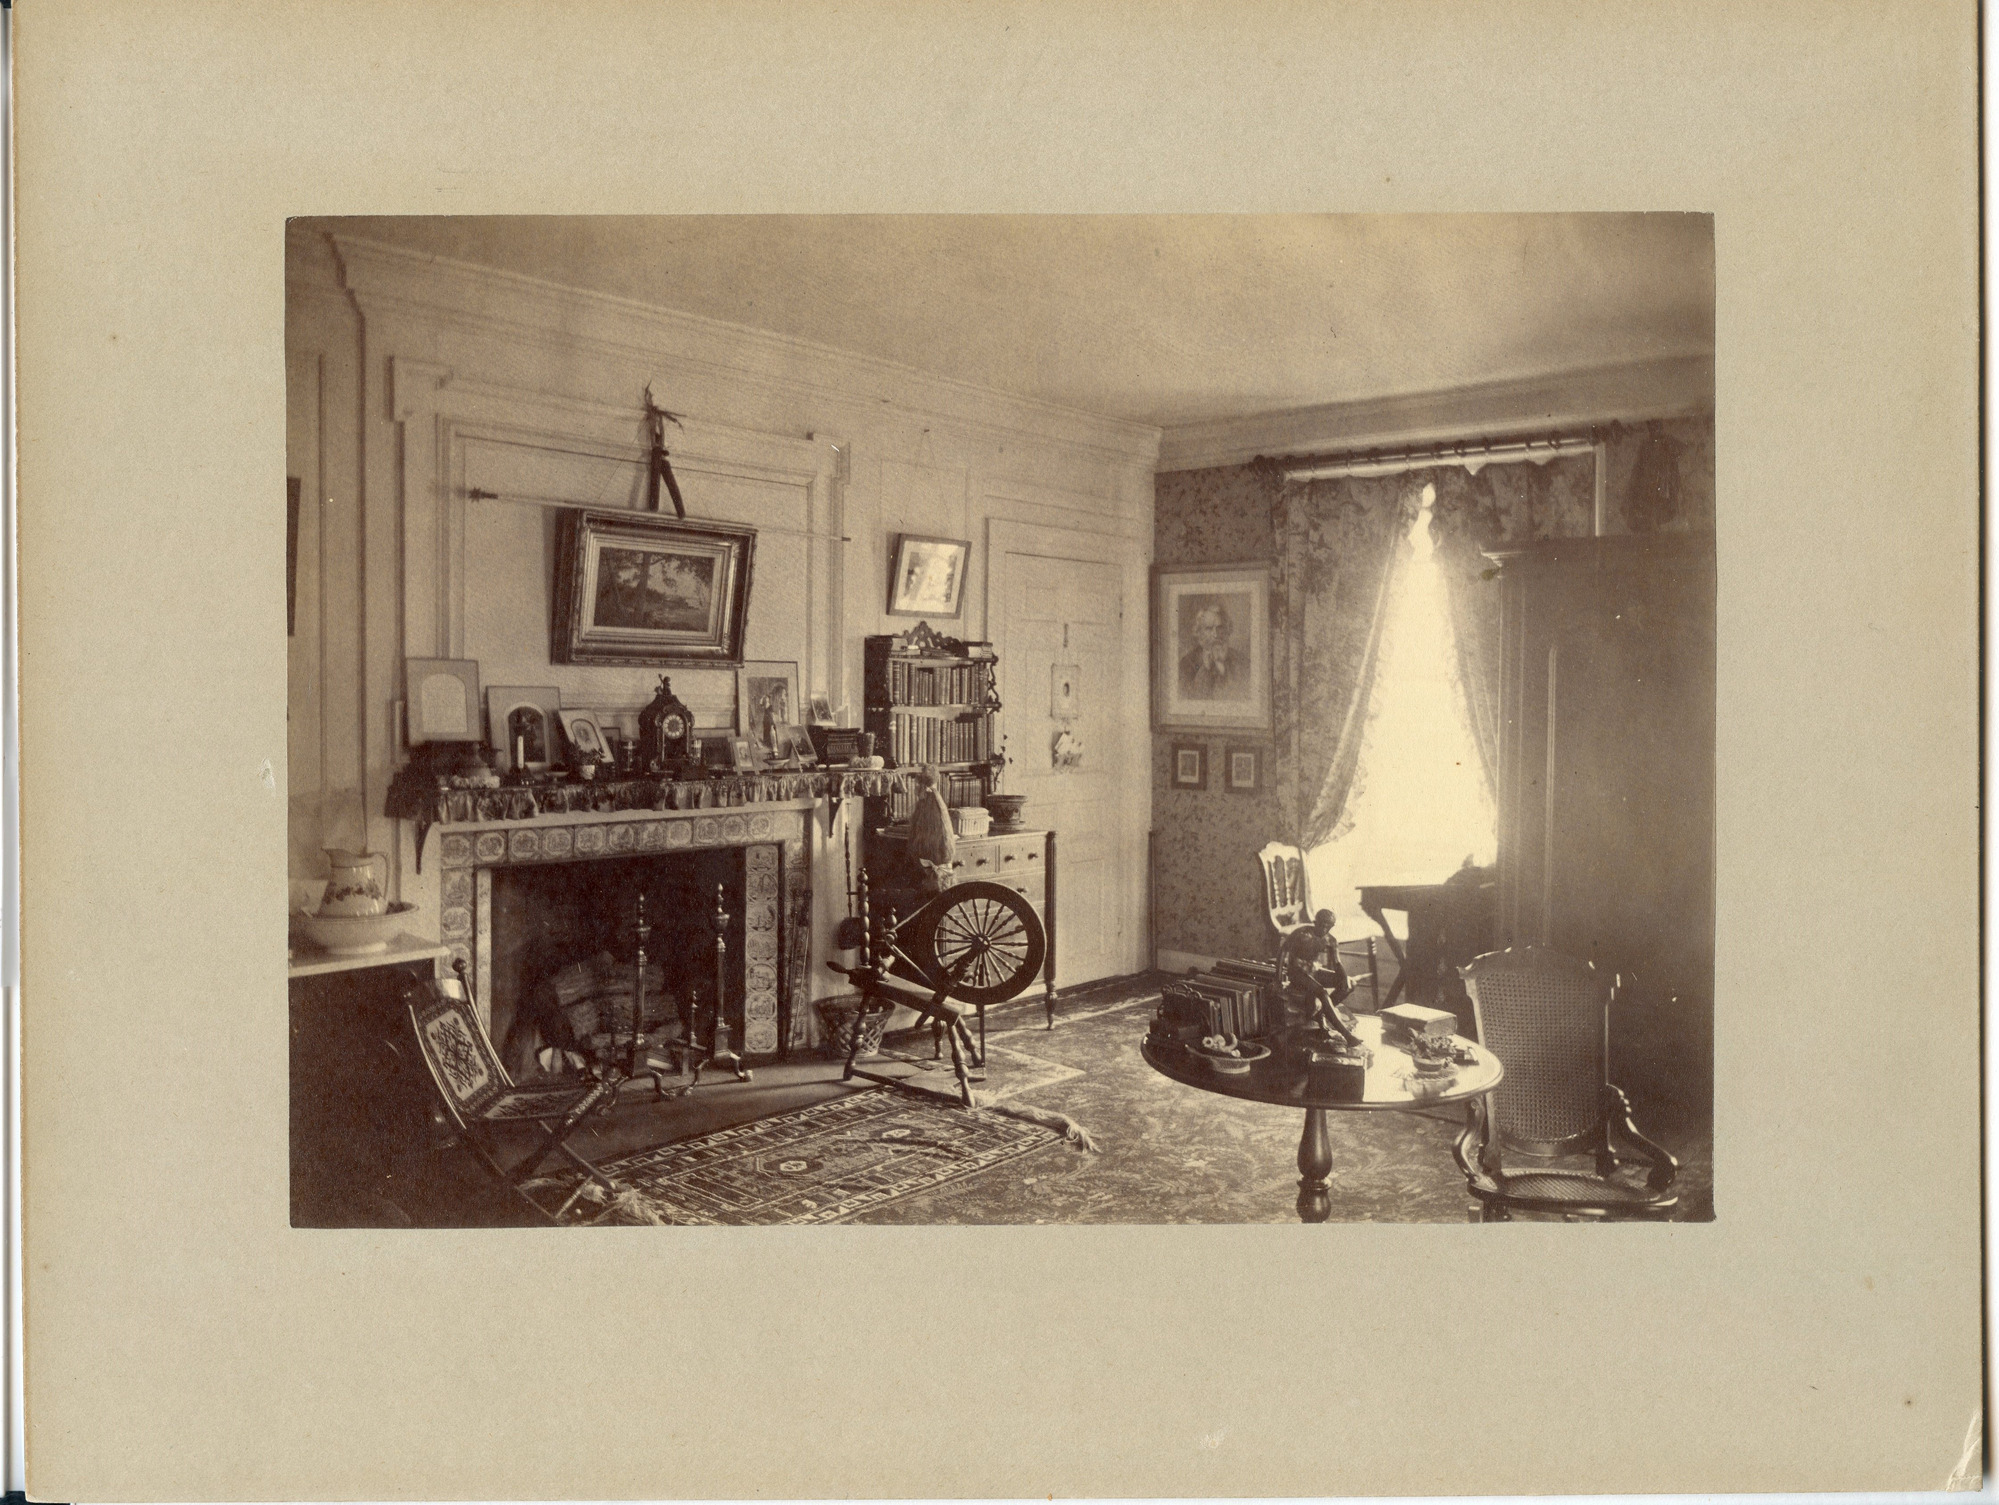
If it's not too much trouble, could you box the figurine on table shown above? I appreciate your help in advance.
[1275,910,1360,1045]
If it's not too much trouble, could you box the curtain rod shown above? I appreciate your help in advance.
[1279,434,1599,483]
[462,486,852,544]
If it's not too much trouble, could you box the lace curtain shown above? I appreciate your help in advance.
[1268,470,1422,852]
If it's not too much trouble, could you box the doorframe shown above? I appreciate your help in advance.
[986,516,1151,981]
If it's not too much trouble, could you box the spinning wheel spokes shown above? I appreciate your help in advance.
[907,880,1048,1006]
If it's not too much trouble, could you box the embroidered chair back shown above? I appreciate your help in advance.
[408,976,513,1124]
[1461,946,1606,1153]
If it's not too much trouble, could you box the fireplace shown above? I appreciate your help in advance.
[487,847,743,1073]
[432,804,815,1061]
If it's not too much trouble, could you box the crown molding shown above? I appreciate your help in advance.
[1155,353,1715,473]
[325,233,1162,470]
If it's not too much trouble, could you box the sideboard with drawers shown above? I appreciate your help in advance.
[864,825,1058,1027]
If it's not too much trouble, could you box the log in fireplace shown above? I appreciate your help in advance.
[433,803,815,1061]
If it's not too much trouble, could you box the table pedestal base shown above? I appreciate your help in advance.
[1296,1108,1334,1223]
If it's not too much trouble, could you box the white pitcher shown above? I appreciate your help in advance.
[320,848,389,917]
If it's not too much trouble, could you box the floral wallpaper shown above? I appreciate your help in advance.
[1152,464,1283,963]
[1603,415,1715,533]
[1150,417,1715,966]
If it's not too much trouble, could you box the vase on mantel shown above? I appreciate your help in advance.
[984,794,1028,833]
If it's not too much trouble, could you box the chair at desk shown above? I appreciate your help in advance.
[1256,840,1373,1004]
[1255,841,1312,951]
[1453,947,1678,1222]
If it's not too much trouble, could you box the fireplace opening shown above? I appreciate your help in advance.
[489,849,746,1077]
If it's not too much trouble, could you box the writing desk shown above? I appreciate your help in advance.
[1356,879,1497,1030]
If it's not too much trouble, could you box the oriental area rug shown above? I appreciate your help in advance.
[551,1087,1066,1225]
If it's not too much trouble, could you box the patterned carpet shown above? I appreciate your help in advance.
[553,1088,1064,1224]
[422,971,1713,1226]
[844,973,1714,1225]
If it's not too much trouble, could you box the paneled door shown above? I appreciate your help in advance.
[996,543,1126,987]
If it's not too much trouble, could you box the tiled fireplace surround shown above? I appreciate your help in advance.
[434,801,815,1059]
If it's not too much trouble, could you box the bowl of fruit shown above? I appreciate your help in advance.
[1190,1035,1270,1075]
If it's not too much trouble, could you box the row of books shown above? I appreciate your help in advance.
[884,710,992,767]
[882,659,993,707]
[1160,970,1271,1040]
[889,769,987,820]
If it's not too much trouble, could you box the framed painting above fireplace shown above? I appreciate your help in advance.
[552,509,757,665]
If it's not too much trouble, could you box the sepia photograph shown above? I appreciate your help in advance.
[21,5,1979,1500]
[286,213,1719,1231]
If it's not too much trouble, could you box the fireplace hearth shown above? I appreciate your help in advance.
[430,803,815,1060]
[491,850,736,1075]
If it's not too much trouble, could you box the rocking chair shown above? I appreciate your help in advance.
[1454,946,1679,1221]
[405,965,622,1224]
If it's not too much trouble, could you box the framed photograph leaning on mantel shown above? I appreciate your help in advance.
[1152,561,1272,733]
[552,509,756,665]
[487,685,562,774]
[738,661,800,762]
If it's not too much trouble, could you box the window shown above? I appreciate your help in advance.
[1306,483,1495,926]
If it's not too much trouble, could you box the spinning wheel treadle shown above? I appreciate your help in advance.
[904,880,1047,1006]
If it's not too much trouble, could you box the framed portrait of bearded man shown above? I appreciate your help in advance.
[1151,561,1271,732]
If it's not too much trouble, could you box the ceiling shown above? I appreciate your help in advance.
[333,214,1714,432]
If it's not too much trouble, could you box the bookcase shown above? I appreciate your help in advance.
[864,627,1000,825]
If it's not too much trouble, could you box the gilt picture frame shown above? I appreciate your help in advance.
[552,509,756,665]
[1152,561,1272,733]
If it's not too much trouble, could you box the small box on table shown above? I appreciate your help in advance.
[1381,1002,1458,1042]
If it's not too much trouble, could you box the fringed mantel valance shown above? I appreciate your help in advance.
[387,765,913,871]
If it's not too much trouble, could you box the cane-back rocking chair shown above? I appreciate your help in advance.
[405,965,622,1224]
[1455,946,1679,1221]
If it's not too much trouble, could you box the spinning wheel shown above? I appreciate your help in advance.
[828,856,1050,1107]
[903,880,1047,1007]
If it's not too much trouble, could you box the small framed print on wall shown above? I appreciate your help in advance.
[887,533,971,619]
[1170,741,1209,790]
[1224,744,1263,794]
